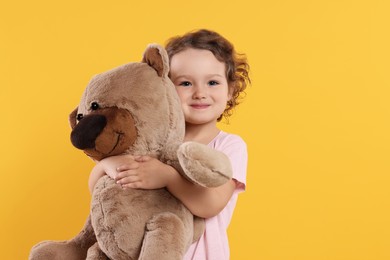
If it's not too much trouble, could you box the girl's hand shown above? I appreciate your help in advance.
[99,154,137,179]
[115,155,176,190]
[89,154,138,192]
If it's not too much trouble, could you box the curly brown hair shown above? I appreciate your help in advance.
[165,29,251,121]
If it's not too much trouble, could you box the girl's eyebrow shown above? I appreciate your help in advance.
[171,74,224,81]
[207,74,224,78]
[174,74,191,79]
[171,75,190,81]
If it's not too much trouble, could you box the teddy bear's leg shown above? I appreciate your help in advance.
[86,242,110,260]
[29,215,97,260]
[177,141,233,188]
[138,212,188,260]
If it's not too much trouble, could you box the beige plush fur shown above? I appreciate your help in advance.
[29,44,232,260]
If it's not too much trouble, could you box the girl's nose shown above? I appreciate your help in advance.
[192,85,207,99]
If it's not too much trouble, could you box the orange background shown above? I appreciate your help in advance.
[1,0,390,259]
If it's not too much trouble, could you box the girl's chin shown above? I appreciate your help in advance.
[185,117,218,126]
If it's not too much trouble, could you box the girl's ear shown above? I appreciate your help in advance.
[142,44,170,78]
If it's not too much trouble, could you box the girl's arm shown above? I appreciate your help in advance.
[88,154,138,193]
[166,168,236,218]
[115,155,236,218]
[88,163,106,193]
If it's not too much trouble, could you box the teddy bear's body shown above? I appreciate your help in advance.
[90,177,201,259]
[30,44,232,260]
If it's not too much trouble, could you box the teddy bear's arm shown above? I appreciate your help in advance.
[177,141,233,188]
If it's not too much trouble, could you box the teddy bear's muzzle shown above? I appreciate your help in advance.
[70,114,107,150]
[70,107,137,161]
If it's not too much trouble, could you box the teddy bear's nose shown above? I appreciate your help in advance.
[70,114,107,150]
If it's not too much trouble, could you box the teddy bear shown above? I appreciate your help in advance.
[29,44,233,260]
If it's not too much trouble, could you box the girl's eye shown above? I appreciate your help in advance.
[208,80,219,86]
[179,81,192,87]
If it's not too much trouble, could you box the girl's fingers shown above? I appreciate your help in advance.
[115,170,137,180]
[121,182,143,189]
[116,175,140,185]
[117,162,139,172]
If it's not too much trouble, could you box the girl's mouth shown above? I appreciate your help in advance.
[191,104,209,109]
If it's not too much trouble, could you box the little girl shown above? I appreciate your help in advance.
[89,29,250,259]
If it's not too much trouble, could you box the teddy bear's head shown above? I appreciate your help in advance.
[69,44,184,161]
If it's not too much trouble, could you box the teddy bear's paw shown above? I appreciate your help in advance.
[86,242,109,260]
[177,142,232,187]
[139,213,187,260]
[29,240,87,260]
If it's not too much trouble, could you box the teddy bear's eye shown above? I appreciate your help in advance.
[77,114,84,121]
[91,102,100,110]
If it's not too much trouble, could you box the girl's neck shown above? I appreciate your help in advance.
[184,122,220,145]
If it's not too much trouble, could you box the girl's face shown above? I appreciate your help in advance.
[169,48,230,127]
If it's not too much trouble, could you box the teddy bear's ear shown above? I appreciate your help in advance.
[69,107,78,129]
[142,44,169,78]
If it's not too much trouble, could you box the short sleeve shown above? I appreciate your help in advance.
[210,132,248,193]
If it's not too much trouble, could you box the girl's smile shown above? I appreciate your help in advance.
[190,103,210,109]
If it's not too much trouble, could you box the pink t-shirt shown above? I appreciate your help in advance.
[183,131,248,260]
